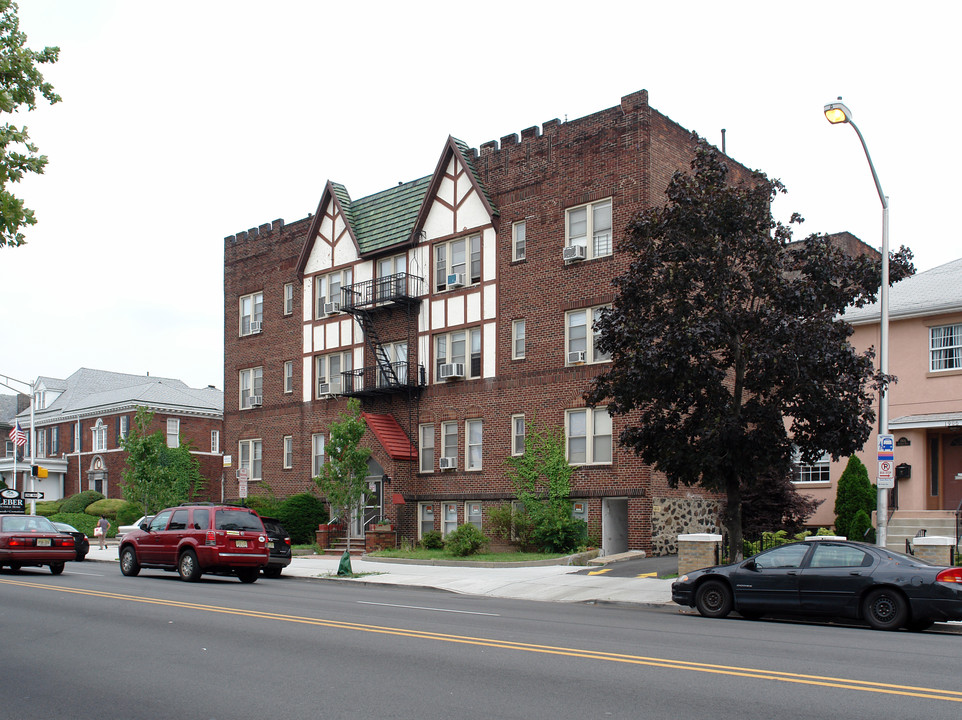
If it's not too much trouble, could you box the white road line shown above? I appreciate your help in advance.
[357,600,499,616]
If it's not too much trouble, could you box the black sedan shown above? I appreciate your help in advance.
[671,539,962,631]
[53,521,89,561]
[260,516,292,578]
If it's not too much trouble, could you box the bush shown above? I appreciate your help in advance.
[49,512,99,537]
[34,500,63,517]
[849,509,875,543]
[420,530,444,550]
[530,506,587,553]
[86,498,128,519]
[242,492,282,519]
[115,501,145,525]
[444,524,488,557]
[275,493,328,544]
[835,456,876,538]
[59,491,104,514]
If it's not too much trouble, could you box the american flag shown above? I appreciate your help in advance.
[8,422,26,447]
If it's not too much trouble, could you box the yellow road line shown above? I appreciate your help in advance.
[4,577,961,703]
[587,568,611,575]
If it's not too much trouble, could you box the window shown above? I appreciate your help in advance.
[511,414,525,456]
[315,268,353,318]
[36,428,46,458]
[239,291,264,336]
[418,503,434,538]
[754,544,809,569]
[809,544,872,568]
[239,439,262,481]
[316,352,352,396]
[284,361,294,394]
[434,327,481,381]
[73,422,80,453]
[441,421,458,467]
[566,199,612,259]
[50,426,58,455]
[466,502,482,531]
[119,415,129,442]
[442,502,458,536]
[376,254,409,302]
[284,283,295,315]
[512,220,526,261]
[283,435,293,469]
[419,424,434,473]
[930,323,962,371]
[239,367,263,409]
[312,434,325,476]
[166,419,180,448]
[465,419,483,470]
[566,306,611,365]
[566,408,612,465]
[379,342,408,387]
[792,448,830,483]
[512,319,525,360]
[211,430,220,454]
[435,234,481,291]
[92,419,107,452]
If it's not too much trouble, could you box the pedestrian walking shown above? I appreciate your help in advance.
[95,515,110,550]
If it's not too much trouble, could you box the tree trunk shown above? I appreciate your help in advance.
[725,472,743,562]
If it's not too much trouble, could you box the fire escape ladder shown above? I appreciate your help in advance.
[352,308,401,389]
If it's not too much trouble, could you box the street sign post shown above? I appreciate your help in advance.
[877,433,895,489]
[22,491,44,499]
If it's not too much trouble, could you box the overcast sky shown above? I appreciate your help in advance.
[2,0,958,396]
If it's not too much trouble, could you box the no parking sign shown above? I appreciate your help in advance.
[877,434,895,489]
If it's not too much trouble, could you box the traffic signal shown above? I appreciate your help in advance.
[30,465,48,478]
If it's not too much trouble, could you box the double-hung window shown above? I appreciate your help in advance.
[312,434,325,476]
[512,319,526,360]
[792,447,830,483]
[50,426,59,455]
[435,234,481,291]
[930,323,962,371]
[239,438,262,481]
[316,352,352,396]
[284,360,294,394]
[435,328,481,381]
[283,283,295,315]
[315,268,353,318]
[239,367,263,409]
[566,199,612,259]
[283,435,293,469]
[566,306,611,365]
[441,421,458,468]
[566,408,612,465]
[36,428,46,458]
[419,424,434,473]
[211,430,220,454]
[92,419,107,452]
[512,220,526,261]
[377,254,408,302]
[239,292,263,336]
[511,414,525,456]
[465,419,483,471]
[166,419,180,448]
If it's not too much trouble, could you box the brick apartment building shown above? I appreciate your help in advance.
[1,369,224,503]
[224,90,754,555]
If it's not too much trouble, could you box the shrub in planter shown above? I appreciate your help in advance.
[420,530,444,550]
[59,491,104,514]
[444,524,488,557]
[276,493,328,544]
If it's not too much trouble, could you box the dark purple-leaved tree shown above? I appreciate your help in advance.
[585,140,914,561]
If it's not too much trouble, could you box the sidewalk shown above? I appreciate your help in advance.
[84,543,675,607]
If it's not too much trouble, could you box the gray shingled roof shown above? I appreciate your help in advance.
[19,368,222,424]
[844,257,962,323]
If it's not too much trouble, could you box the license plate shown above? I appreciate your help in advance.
[37,538,51,547]
[236,540,248,548]
[268,541,275,549]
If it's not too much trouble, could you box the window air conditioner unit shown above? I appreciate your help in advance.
[324,301,340,315]
[249,395,262,407]
[439,457,457,470]
[568,351,586,365]
[439,362,465,380]
[317,383,331,396]
[249,321,263,334]
[563,245,586,262]
[446,272,466,288]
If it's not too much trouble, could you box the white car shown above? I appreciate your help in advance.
[118,515,153,536]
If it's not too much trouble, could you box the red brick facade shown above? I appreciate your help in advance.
[224,91,749,554]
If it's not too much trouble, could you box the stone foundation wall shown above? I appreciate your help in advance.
[650,495,722,556]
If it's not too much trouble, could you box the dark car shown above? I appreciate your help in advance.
[0,514,76,574]
[117,503,270,583]
[52,521,89,561]
[672,539,962,631]
[260,516,292,578]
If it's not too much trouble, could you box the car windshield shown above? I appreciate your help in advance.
[1,515,58,532]
[215,510,263,532]
[53,522,78,533]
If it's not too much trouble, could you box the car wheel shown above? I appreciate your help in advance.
[695,579,733,619]
[119,546,141,577]
[236,568,259,584]
[906,617,934,632]
[178,550,201,582]
[49,562,65,575]
[263,566,282,579]
[862,588,908,630]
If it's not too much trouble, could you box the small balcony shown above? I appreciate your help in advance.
[341,362,426,397]
[341,273,423,312]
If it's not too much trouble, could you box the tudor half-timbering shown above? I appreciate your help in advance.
[223,90,753,554]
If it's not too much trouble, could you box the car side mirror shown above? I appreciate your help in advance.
[741,560,758,571]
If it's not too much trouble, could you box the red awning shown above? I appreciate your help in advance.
[361,412,417,461]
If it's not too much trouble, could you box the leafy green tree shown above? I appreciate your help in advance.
[119,407,205,513]
[504,420,586,553]
[0,0,60,248]
[585,140,913,561]
[834,455,876,540]
[314,398,371,554]
[740,471,823,537]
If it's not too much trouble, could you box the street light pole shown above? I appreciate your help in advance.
[824,98,890,548]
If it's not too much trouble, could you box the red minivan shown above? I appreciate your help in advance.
[118,504,269,583]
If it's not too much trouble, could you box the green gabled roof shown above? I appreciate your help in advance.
[328,182,355,228]
[350,176,432,254]
[451,136,496,216]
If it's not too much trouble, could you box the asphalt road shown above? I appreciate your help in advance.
[2,562,960,720]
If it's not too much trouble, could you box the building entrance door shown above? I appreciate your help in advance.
[602,498,628,556]
[943,434,962,511]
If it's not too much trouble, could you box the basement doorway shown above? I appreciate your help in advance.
[602,498,629,556]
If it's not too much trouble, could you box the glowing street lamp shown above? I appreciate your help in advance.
[824,97,891,548]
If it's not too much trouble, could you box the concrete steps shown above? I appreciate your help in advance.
[885,511,958,552]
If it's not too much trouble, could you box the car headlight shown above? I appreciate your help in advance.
[678,575,689,583]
